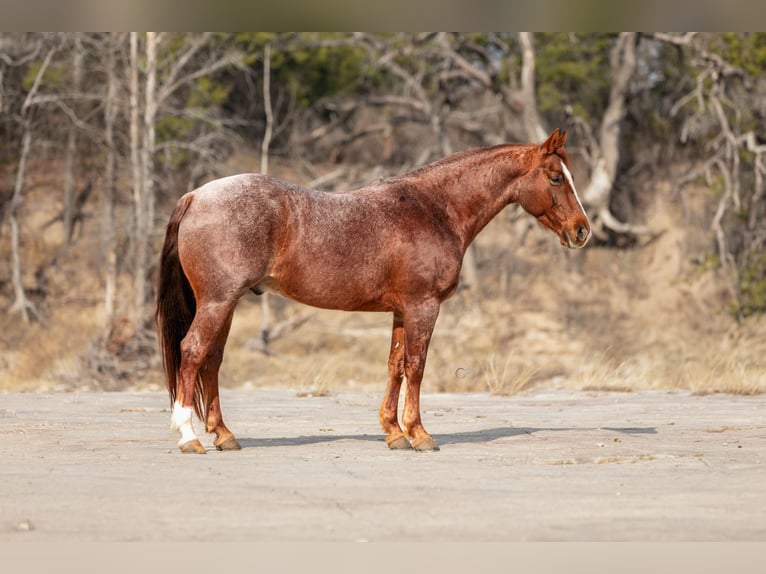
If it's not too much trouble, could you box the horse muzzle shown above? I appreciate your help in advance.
[562,224,590,249]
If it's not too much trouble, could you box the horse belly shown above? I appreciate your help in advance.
[268,261,395,312]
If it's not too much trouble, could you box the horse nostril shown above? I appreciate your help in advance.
[576,226,588,243]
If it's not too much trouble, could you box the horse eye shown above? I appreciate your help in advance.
[549,175,563,185]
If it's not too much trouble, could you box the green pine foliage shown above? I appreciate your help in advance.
[535,33,615,122]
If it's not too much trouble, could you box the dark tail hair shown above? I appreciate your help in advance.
[155,194,205,419]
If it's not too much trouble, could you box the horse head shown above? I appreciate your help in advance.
[517,129,591,249]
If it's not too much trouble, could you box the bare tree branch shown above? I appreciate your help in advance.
[518,32,547,142]
[260,42,273,176]
[157,33,212,104]
[5,41,58,323]
[8,121,39,323]
[21,45,55,114]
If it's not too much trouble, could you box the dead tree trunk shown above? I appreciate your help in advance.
[103,33,119,334]
[143,31,157,263]
[9,121,37,323]
[260,41,273,177]
[260,42,274,352]
[581,32,650,239]
[129,32,158,332]
[128,32,144,332]
[518,32,547,142]
[8,45,56,323]
[138,31,157,328]
[62,33,83,246]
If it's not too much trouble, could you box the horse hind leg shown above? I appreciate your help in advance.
[174,299,239,453]
[171,401,205,454]
[202,340,241,451]
[200,315,242,451]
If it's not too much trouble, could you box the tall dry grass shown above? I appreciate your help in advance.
[0,303,104,391]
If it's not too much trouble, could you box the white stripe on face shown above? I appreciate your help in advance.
[559,159,589,224]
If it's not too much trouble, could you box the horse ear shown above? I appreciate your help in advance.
[542,129,566,154]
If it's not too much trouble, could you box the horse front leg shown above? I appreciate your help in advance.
[401,301,441,452]
[379,313,412,450]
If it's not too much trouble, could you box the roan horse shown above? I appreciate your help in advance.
[156,129,590,454]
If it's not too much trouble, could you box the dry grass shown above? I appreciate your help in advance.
[222,299,390,391]
[484,353,539,396]
[563,319,766,396]
[0,303,104,391]
[293,356,341,397]
[676,344,766,396]
[573,350,638,393]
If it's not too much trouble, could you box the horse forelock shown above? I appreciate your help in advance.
[553,146,570,166]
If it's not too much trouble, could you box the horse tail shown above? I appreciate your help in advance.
[155,194,204,419]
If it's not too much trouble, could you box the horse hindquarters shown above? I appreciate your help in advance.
[156,194,242,453]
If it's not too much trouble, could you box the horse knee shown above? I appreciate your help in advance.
[388,355,404,379]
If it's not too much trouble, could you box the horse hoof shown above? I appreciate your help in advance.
[215,436,242,451]
[386,435,413,450]
[179,439,206,454]
[412,437,440,452]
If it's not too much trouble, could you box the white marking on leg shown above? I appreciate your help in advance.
[171,401,198,446]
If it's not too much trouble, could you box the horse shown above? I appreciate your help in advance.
[155,129,590,454]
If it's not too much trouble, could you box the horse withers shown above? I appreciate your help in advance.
[155,129,590,454]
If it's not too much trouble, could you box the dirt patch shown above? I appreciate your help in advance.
[2,389,765,541]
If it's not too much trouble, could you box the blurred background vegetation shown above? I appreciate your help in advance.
[0,32,764,394]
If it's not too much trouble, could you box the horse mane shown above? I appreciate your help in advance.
[400,144,521,180]
[385,140,570,186]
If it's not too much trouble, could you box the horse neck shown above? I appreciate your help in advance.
[409,144,536,250]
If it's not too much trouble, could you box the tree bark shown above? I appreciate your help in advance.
[129,32,158,331]
[62,33,83,245]
[143,31,157,248]
[260,42,274,353]
[518,32,547,142]
[129,32,145,331]
[581,32,650,238]
[9,121,36,323]
[103,33,119,333]
[260,41,273,176]
[8,44,56,323]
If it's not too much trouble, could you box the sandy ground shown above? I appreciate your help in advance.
[1,388,765,541]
